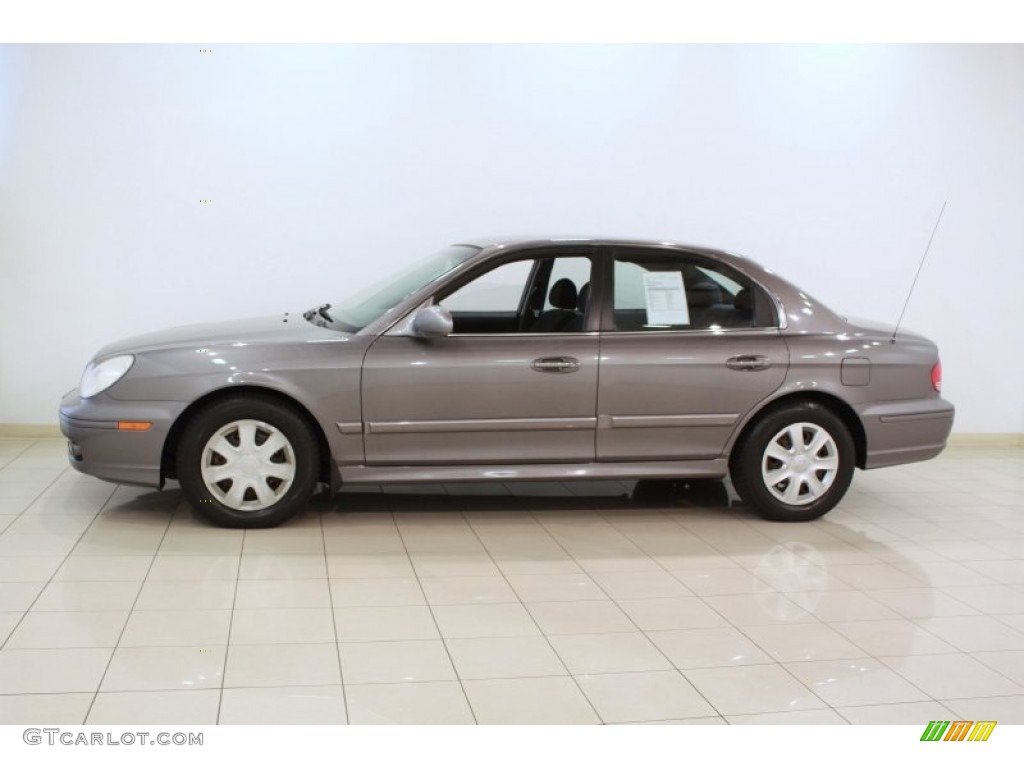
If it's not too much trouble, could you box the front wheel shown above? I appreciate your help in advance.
[177,396,319,528]
[730,402,855,522]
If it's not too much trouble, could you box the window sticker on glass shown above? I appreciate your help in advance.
[642,271,689,326]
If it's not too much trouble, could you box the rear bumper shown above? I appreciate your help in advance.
[59,389,186,488]
[858,398,955,469]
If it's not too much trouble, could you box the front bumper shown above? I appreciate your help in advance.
[858,397,956,469]
[59,389,187,488]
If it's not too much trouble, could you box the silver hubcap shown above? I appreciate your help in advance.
[201,419,296,511]
[761,422,839,506]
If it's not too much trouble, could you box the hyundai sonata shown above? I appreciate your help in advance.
[60,237,955,527]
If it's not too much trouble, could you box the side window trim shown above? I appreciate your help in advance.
[597,248,780,333]
[432,247,599,336]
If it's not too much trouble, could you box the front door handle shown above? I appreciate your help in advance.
[726,354,772,371]
[531,356,581,374]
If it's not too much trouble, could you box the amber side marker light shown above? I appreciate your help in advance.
[117,421,153,431]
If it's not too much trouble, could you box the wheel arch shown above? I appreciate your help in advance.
[729,390,867,470]
[160,385,336,489]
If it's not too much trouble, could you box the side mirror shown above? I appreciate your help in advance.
[411,304,453,338]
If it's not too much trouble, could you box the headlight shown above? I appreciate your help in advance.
[80,355,135,398]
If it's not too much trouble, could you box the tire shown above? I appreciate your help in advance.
[177,396,319,528]
[729,401,855,522]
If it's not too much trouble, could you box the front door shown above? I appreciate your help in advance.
[361,251,599,466]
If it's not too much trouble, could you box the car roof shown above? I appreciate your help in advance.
[455,235,740,259]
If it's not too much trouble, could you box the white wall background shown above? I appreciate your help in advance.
[1,44,1022,432]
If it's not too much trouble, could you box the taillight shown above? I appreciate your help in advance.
[930,361,942,392]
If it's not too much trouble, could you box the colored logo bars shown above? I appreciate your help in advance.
[920,721,997,742]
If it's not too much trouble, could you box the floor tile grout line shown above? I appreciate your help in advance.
[14,638,1020,664]
[901,613,1024,657]
[460,504,607,723]
[19,675,1024,699]
[390,503,480,725]
[529,501,770,719]
[576,505,762,721]
[0,438,41,475]
[576,504,892,715]
[468,503,695,724]
[0,443,107,545]
[319,506,350,725]
[81,487,177,724]
[863,652,1021,712]
[896,648,1024,696]
[5,445,1024,722]
[0,467,120,653]
[213,523,247,725]
[587,498,980,701]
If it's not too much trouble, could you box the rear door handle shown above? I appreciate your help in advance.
[531,356,581,374]
[726,354,771,371]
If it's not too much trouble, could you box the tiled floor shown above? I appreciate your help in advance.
[1,437,1023,725]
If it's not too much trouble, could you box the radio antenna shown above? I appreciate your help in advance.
[892,200,946,342]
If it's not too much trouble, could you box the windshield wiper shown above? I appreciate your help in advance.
[302,303,334,326]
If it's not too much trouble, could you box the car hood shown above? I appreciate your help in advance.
[94,314,348,358]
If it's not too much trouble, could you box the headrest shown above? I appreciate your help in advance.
[687,281,722,308]
[577,282,591,313]
[733,287,752,311]
[548,278,578,310]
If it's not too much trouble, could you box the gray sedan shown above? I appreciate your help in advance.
[60,237,954,527]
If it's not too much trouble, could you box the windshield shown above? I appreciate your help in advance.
[316,245,480,332]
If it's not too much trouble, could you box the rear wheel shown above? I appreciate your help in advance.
[730,402,854,522]
[177,396,319,528]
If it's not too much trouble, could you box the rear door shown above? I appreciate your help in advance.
[595,247,789,461]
